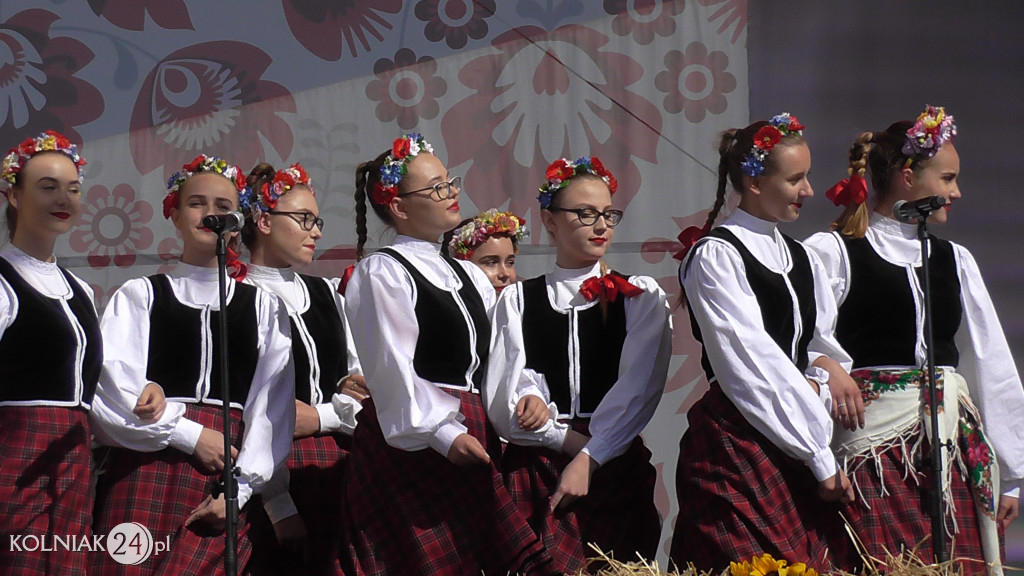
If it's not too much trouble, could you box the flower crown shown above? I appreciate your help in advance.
[448,209,528,259]
[902,105,956,166]
[740,113,805,177]
[372,133,434,206]
[163,154,252,219]
[537,156,618,209]
[1,130,87,192]
[254,163,312,213]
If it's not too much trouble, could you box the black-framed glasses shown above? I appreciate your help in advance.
[546,206,624,227]
[398,176,462,201]
[269,211,325,232]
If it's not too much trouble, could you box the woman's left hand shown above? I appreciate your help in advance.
[997,495,1019,529]
[550,452,599,511]
[184,494,226,531]
[134,382,167,422]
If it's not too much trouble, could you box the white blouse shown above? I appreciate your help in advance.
[343,235,496,457]
[244,264,362,435]
[484,262,672,466]
[682,209,850,482]
[0,245,96,407]
[805,212,1024,495]
[89,263,296,508]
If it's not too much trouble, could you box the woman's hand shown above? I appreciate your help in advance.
[550,452,599,511]
[516,395,549,431]
[272,513,310,561]
[813,357,865,431]
[294,400,321,439]
[133,382,166,423]
[997,495,1019,529]
[184,494,226,531]
[446,433,490,466]
[817,470,855,504]
[339,374,370,402]
[192,428,238,473]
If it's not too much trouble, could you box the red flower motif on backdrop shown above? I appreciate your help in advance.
[281,0,401,61]
[698,0,746,45]
[89,282,122,310]
[86,0,194,31]
[129,41,296,181]
[366,48,447,130]
[301,243,358,279]
[0,10,104,145]
[441,25,662,234]
[603,0,686,45]
[157,236,182,275]
[70,184,155,269]
[654,41,736,123]
[415,0,496,49]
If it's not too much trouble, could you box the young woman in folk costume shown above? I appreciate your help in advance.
[669,114,858,573]
[341,133,556,576]
[484,157,672,574]
[239,162,366,576]
[441,208,527,293]
[89,155,295,576]
[0,131,155,575]
[805,106,1024,574]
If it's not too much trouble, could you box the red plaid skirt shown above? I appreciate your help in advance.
[247,432,351,576]
[503,421,660,574]
[0,406,92,576]
[91,404,250,576]
[341,390,556,576]
[837,432,999,573]
[670,384,851,573]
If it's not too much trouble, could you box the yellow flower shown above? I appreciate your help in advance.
[730,561,753,576]
[751,553,786,576]
[782,562,817,576]
[40,135,57,151]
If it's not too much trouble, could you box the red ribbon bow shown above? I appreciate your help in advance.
[825,174,868,207]
[226,246,248,282]
[580,274,643,303]
[337,264,356,296]
[672,224,711,261]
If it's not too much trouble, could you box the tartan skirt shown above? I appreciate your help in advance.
[91,404,249,576]
[503,421,661,574]
[341,389,556,576]
[669,384,850,573]
[0,406,92,576]
[838,431,999,573]
[247,432,351,576]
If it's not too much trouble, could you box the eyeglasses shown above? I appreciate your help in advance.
[546,206,624,227]
[398,176,462,201]
[269,211,325,231]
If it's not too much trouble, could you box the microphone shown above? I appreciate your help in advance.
[202,211,245,233]
[892,196,947,222]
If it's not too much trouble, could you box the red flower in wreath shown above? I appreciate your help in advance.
[546,159,574,182]
[753,126,782,150]
[0,10,104,144]
[392,137,413,159]
[129,41,296,183]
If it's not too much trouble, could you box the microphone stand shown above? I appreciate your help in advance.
[914,213,949,564]
[214,230,239,576]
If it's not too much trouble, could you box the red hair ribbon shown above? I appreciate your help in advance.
[580,274,643,303]
[672,224,712,261]
[825,174,868,207]
[226,246,248,281]
[337,264,355,296]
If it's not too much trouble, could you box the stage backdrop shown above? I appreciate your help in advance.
[0,0,745,563]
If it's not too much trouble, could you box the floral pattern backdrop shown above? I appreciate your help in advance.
[0,0,747,560]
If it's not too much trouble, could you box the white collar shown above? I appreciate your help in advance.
[1,244,59,274]
[727,208,778,236]
[393,234,441,255]
[549,261,603,283]
[246,263,296,283]
[170,262,221,282]
[870,211,918,240]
